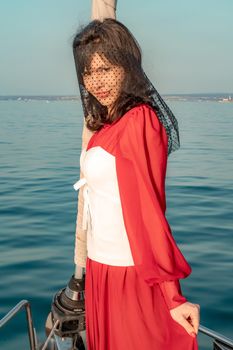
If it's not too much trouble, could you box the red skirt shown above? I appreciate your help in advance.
[85,257,198,350]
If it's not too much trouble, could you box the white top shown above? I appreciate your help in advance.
[73,146,134,266]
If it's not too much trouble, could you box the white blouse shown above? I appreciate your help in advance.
[73,146,134,266]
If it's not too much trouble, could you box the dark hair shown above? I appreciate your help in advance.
[72,18,154,131]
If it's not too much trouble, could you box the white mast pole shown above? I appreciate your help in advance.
[74,0,117,279]
[91,0,117,21]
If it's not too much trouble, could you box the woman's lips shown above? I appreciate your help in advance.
[95,91,110,98]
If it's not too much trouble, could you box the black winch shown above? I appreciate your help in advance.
[45,273,86,350]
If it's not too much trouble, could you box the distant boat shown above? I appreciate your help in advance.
[219,95,232,102]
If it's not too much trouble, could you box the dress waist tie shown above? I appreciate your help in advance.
[73,178,92,235]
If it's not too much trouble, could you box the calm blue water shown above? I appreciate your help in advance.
[0,100,232,349]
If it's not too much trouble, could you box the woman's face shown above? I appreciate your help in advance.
[82,52,125,112]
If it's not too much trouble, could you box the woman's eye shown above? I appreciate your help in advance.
[99,67,110,73]
[83,67,110,77]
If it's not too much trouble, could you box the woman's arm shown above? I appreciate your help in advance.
[116,104,192,310]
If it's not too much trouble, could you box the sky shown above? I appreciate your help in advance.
[0,0,232,95]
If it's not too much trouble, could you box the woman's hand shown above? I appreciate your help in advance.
[169,301,200,337]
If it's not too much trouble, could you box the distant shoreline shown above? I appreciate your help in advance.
[0,93,232,103]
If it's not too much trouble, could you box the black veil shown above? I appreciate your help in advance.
[72,19,180,156]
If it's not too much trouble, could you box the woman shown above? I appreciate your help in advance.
[72,18,200,350]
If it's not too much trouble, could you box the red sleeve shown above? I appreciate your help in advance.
[115,103,192,310]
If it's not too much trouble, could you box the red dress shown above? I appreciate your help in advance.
[76,103,198,349]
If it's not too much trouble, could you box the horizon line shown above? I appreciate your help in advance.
[0,92,232,97]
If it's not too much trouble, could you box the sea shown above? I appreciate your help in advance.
[0,94,232,349]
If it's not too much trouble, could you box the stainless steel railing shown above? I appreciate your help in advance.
[199,324,233,349]
[0,299,37,350]
[1,300,233,350]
